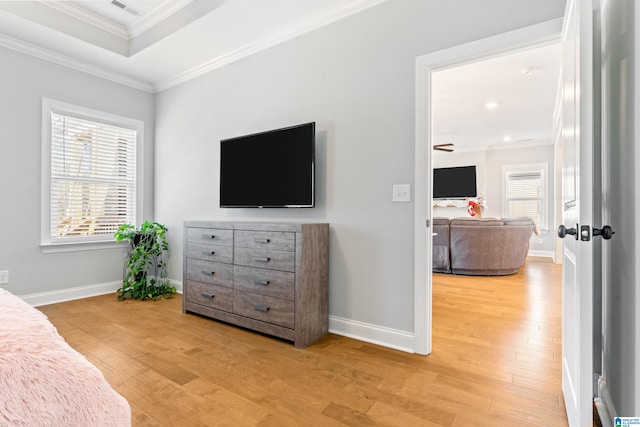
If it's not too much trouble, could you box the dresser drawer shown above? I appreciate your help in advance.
[233,291,294,329]
[234,265,294,300]
[186,281,233,312]
[186,228,233,246]
[234,248,295,272]
[186,259,233,287]
[186,243,233,263]
[234,230,295,252]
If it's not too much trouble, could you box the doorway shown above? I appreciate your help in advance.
[413,19,564,355]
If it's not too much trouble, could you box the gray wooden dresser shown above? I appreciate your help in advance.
[182,221,329,348]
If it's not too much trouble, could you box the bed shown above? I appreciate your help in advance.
[0,288,130,426]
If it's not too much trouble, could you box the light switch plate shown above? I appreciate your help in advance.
[393,184,411,202]
[0,270,8,285]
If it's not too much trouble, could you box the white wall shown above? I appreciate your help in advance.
[485,144,556,254]
[0,46,155,298]
[433,144,556,255]
[154,0,566,337]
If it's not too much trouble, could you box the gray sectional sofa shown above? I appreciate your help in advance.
[433,217,536,276]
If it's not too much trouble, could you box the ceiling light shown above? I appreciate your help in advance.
[503,136,511,142]
[485,101,499,110]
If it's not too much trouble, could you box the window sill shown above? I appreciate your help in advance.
[40,240,127,254]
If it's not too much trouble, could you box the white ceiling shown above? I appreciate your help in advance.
[0,0,384,91]
[71,0,170,27]
[432,42,562,152]
[0,1,561,151]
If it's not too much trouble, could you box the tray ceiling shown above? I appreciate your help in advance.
[0,0,386,91]
[0,1,561,152]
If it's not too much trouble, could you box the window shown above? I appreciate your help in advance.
[503,164,548,230]
[41,99,143,250]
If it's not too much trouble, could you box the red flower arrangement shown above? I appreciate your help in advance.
[467,200,480,217]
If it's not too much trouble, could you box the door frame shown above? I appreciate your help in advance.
[413,19,564,355]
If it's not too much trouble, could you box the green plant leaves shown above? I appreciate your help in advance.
[115,221,176,301]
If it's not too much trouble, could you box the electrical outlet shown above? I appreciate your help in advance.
[0,270,8,285]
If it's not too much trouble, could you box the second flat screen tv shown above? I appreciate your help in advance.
[220,122,315,208]
[433,165,477,199]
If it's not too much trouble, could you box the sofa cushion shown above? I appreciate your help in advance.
[501,217,535,226]
[433,217,450,225]
[450,217,504,226]
[432,245,450,273]
[502,217,538,235]
[449,225,533,275]
[432,217,451,273]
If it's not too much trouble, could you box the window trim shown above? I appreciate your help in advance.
[41,98,144,252]
[502,163,549,231]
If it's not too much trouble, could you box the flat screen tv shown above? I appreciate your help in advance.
[433,165,477,199]
[220,122,315,208]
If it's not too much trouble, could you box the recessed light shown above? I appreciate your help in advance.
[485,101,499,110]
[503,136,511,142]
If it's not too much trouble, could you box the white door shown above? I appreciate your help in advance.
[559,0,595,425]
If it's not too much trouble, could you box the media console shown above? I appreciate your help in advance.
[182,221,329,348]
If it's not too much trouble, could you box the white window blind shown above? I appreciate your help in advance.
[49,112,137,241]
[505,170,544,228]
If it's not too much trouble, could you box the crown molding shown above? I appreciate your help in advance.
[128,0,194,38]
[436,139,553,155]
[2,0,390,94]
[154,0,391,92]
[486,139,553,151]
[0,33,154,93]
[39,0,130,40]
[37,0,201,49]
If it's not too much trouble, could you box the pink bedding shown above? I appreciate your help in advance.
[0,288,130,426]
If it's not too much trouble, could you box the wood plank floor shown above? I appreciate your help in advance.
[38,257,567,426]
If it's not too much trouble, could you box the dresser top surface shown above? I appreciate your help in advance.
[184,221,329,232]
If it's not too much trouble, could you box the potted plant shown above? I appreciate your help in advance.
[114,221,176,300]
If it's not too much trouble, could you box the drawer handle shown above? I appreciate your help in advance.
[204,251,215,255]
[254,280,270,286]
[202,270,215,275]
[253,305,269,313]
[206,234,216,239]
[255,257,270,263]
[201,293,214,299]
[254,238,271,243]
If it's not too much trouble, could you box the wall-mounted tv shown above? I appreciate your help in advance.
[220,122,315,208]
[433,165,477,199]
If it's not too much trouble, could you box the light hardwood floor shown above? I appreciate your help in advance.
[39,257,567,426]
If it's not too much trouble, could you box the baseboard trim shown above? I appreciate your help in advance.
[528,250,555,258]
[20,281,413,354]
[20,281,122,307]
[20,279,184,307]
[170,279,183,294]
[329,315,414,353]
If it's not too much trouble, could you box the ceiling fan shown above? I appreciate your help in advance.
[433,143,454,152]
